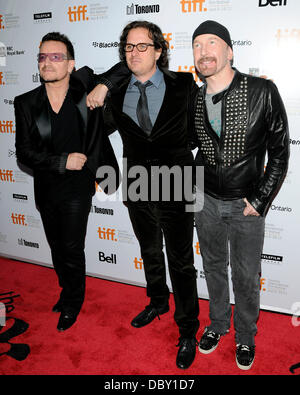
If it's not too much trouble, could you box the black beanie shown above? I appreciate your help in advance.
[192,20,232,49]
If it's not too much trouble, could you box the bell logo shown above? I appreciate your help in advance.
[180,0,207,13]
[99,251,117,264]
[67,5,88,22]
[97,226,117,241]
[0,15,4,30]
[0,72,4,86]
[134,257,143,270]
[259,0,287,6]
[11,213,27,226]
[0,169,15,182]
[0,121,15,134]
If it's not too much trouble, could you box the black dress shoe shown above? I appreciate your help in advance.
[0,318,29,342]
[52,301,63,313]
[57,313,77,332]
[131,304,169,328]
[0,342,30,361]
[176,337,197,369]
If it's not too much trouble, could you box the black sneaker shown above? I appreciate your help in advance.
[198,328,221,354]
[236,344,255,370]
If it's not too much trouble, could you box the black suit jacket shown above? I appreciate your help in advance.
[104,67,197,165]
[14,67,119,203]
[102,66,198,203]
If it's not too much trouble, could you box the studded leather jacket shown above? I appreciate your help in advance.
[193,68,289,216]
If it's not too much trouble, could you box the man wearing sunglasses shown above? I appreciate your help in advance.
[88,21,200,370]
[14,32,119,332]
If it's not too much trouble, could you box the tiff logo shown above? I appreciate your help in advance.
[0,14,4,30]
[134,257,143,270]
[194,242,200,255]
[180,0,207,12]
[11,213,27,226]
[0,120,15,134]
[177,65,202,83]
[0,169,14,182]
[67,5,88,22]
[97,227,116,241]
[0,72,5,85]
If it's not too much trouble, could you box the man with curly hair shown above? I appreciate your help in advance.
[88,21,200,369]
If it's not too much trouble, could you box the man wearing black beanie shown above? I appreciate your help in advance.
[86,19,289,372]
[191,20,289,370]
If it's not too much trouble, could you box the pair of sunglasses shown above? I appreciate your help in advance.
[37,53,71,63]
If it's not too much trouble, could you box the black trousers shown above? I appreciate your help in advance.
[39,194,92,316]
[126,201,199,338]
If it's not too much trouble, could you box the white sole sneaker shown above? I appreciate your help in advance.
[198,342,219,354]
[236,355,255,370]
[236,344,255,370]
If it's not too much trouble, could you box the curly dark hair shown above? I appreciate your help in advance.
[41,32,75,60]
[119,21,169,69]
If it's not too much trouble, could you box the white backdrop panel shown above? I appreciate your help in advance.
[0,0,299,314]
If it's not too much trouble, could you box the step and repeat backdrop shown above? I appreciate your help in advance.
[0,0,299,314]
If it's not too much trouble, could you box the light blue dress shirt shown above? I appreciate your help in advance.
[122,67,166,129]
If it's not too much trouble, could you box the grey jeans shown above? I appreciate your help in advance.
[195,193,265,346]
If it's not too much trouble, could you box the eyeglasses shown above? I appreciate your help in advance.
[37,53,70,63]
[124,43,155,52]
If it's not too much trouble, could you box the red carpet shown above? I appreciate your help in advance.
[0,257,299,375]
